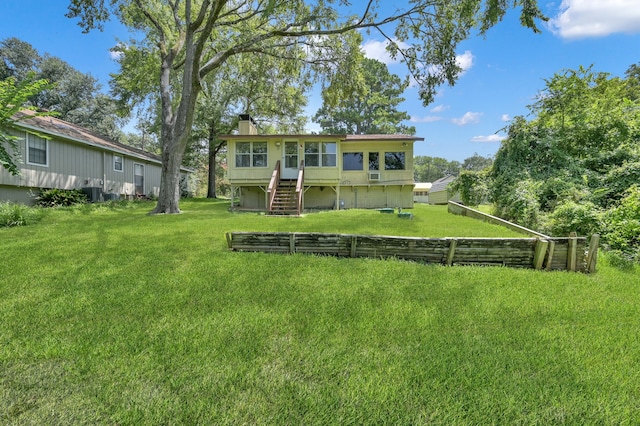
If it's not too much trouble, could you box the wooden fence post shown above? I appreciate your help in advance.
[567,232,578,272]
[533,239,549,270]
[446,239,457,266]
[586,234,600,273]
[545,241,556,271]
[350,236,357,258]
[289,233,296,254]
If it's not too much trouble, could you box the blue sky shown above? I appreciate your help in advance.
[2,1,640,161]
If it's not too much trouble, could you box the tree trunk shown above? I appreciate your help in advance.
[207,144,217,198]
[151,19,200,214]
[151,140,185,214]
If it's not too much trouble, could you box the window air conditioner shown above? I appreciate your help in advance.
[368,171,381,181]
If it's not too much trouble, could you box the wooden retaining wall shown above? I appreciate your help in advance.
[447,201,549,237]
[226,232,599,273]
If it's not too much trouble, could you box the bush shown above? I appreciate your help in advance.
[543,200,601,237]
[494,179,541,230]
[602,250,637,270]
[450,171,487,206]
[0,202,43,227]
[36,188,88,207]
[602,185,640,257]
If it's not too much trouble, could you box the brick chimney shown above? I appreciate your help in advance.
[238,114,258,135]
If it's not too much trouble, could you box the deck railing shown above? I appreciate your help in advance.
[267,160,280,212]
[295,160,304,215]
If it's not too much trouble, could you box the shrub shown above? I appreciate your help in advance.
[0,202,43,227]
[494,179,541,230]
[602,185,640,258]
[543,200,601,237]
[602,250,637,270]
[36,188,88,207]
[450,171,487,206]
[595,161,640,208]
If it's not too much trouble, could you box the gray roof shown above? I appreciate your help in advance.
[12,110,191,172]
[429,175,456,193]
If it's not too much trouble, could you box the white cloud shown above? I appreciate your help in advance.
[455,50,474,73]
[109,50,123,60]
[361,39,410,64]
[471,134,506,143]
[410,115,443,123]
[501,114,511,122]
[430,104,449,113]
[550,0,640,39]
[452,112,482,126]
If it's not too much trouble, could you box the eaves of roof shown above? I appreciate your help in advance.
[220,133,424,142]
[12,110,194,173]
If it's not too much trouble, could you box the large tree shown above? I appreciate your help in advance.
[193,52,311,198]
[0,37,123,141]
[111,41,311,197]
[314,57,414,134]
[67,0,546,214]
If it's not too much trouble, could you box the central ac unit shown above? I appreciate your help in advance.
[368,171,381,181]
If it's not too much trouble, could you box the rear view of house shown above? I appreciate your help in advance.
[223,115,424,213]
[1,110,193,204]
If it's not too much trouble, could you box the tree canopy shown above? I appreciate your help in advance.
[314,57,414,135]
[484,63,640,257]
[66,0,546,214]
[0,37,123,141]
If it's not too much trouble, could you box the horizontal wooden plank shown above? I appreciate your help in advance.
[227,232,591,272]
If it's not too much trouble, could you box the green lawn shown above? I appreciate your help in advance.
[1,200,639,424]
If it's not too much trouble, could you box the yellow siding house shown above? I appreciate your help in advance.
[223,115,424,214]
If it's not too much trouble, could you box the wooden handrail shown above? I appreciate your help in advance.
[295,160,304,215]
[267,160,280,212]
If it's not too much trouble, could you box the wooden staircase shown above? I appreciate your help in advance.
[267,160,304,216]
[269,180,300,215]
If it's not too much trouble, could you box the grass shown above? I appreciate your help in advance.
[1,199,639,424]
[0,201,44,227]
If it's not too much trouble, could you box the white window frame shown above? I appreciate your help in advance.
[25,133,49,167]
[235,141,268,168]
[304,141,336,168]
[134,162,145,195]
[113,154,124,172]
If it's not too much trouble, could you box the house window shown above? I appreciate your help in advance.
[26,133,48,166]
[235,142,267,167]
[114,155,123,172]
[369,152,379,171]
[342,152,363,171]
[305,142,336,167]
[385,152,405,170]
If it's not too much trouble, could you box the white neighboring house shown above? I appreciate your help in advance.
[413,182,432,204]
[428,175,460,205]
[0,110,194,205]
